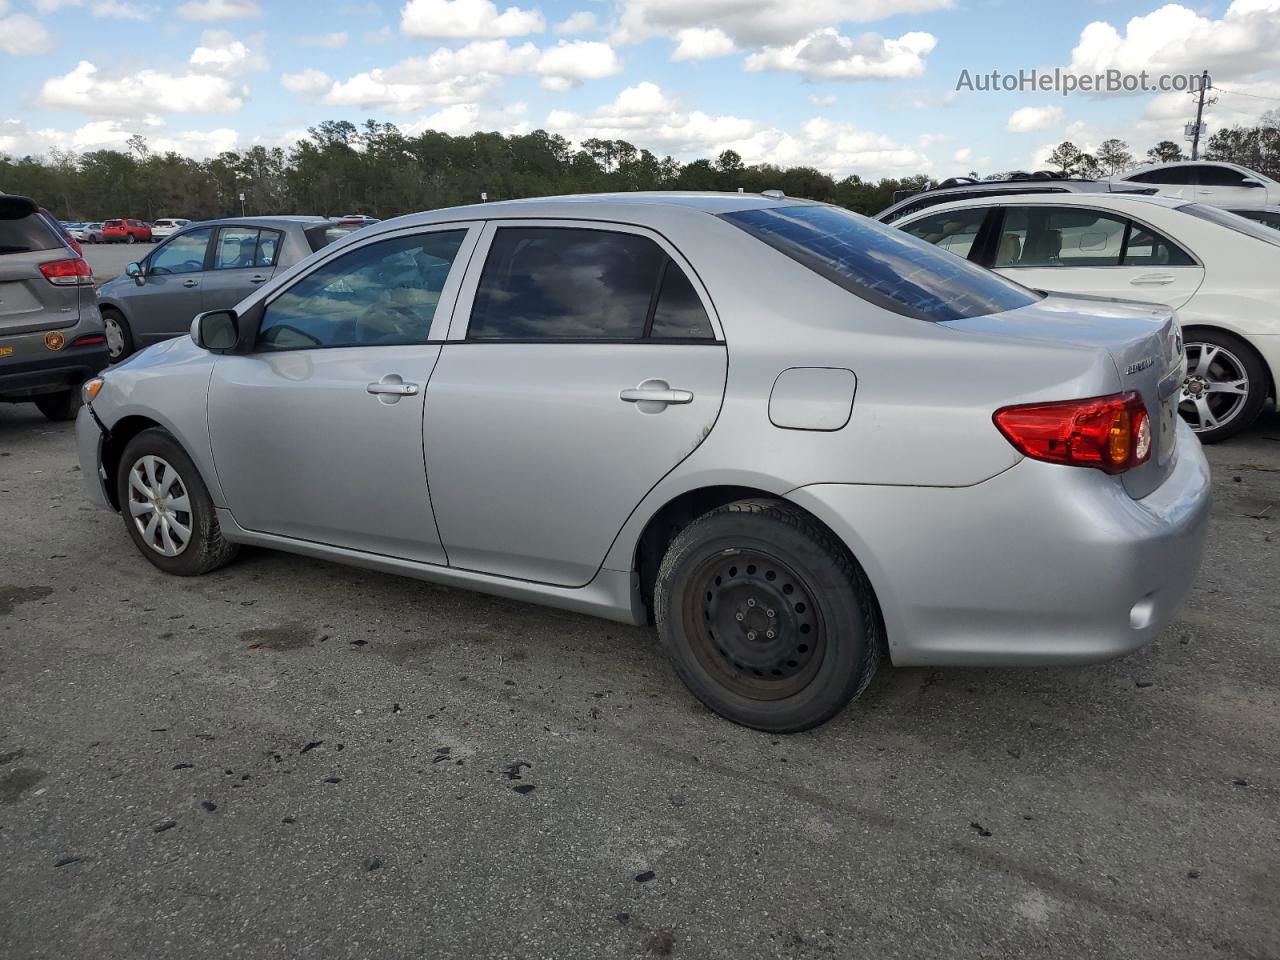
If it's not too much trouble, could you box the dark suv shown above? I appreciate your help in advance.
[0,195,109,420]
[875,172,1156,224]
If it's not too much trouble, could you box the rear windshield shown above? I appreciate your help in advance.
[1180,203,1280,247]
[722,204,1040,322]
[104,219,123,226]
[0,215,63,255]
[304,222,362,252]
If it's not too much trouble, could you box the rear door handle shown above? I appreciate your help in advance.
[1130,274,1176,286]
[182,279,199,288]
[367,374,419,403]
[619,379,693,406]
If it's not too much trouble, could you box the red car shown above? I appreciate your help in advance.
[102,219,153,244]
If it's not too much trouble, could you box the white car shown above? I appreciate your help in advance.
[1112,161,1278,211]
[151,218,191,239]
[893,192,1280,441]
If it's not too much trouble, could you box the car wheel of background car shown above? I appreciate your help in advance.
[102,309,134,362]
[125,233,136,244]
[34,389,82,422]
[116,428,239,576]
[1179,327,1269,443]
[654,498,881,733]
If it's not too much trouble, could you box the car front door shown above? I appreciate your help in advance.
[422,220,728,587]
[1195,163,1269,209]
[127,227,214,345]
[207,223,480,563]
[981,205,1204,308]
[202,225,284,312]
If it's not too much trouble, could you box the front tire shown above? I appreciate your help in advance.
[655,499,880,733]
[35,389,81,422]
[115,428,239,576]
[1179,328,1269,443]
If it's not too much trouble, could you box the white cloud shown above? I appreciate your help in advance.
[1139,80,1280,134]
[809,94,837,107]
[545,81,929,177]
[93,0,154,19]
[614,0,954,47]
[554,10,597,34]
[953,147,972,163]
[536,41,622,90]
[0,118,240,158]
[400,0,544,39]
[306,38,621,109]
[176,0,261,19]
[282,68,332,95]
[745,29,936,81]
[403,101,529,136]
[1007,105,1063,132]
[189,30,268,74]
[301,31,350,48]
[40,60,246,114]
[1069,0,1280,86]
[671,27,735,61]
[0,5,53,53]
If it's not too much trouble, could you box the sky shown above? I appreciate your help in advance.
[2,0,1280,180]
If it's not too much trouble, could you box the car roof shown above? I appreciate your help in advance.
[892,191,1189,220]
[1120,160,1276,181]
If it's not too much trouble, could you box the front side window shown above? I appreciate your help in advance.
[1196,165,1249,187]
[256,230,466,351]
[899,207,987,260]
[723,204,1038,323]
[1127,167,1195,186]
[468,227,698,340]
[147,228,212,275]
[214,227,282,270]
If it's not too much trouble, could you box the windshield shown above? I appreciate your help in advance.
[1179,202,1280,248]
[721,203,1040,322]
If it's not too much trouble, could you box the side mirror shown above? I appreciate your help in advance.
[125,262,143,284]
[1240,177,1264,188]
[191,310,239,353]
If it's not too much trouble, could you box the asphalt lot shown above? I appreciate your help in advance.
[1,402,1278,960]
[81,241,148,283]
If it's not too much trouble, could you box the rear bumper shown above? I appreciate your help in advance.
[0,347,109,400]
[788,419,1211,666]
[76,404,114,511]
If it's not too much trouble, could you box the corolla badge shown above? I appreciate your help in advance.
[1125,357,1156,375]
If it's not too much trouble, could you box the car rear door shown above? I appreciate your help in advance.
[201,225,283,312]
[422,220,728,587]
[207,222,480,563]
[983,204,1204,308]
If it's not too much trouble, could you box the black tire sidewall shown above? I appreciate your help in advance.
[656,509,872,732]
[1183,328,1269,443]
[35,390,80,421]
[115,428,223,576]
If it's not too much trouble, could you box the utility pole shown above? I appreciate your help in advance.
[1190,70,1212,160]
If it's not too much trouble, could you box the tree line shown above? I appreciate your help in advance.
[2,113,1277,223]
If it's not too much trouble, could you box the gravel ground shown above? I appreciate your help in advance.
[1,402,1277,960]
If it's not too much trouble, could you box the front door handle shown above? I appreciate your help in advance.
[182,279,198,288]
[1130,274,1176,286]
[367,374,419,404]
[619,379,694,411]
[249,274,268,284]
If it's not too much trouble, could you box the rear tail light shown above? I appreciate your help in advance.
[39,257,95,286]
[994,392,1151,475]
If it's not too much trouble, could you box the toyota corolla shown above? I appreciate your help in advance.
[76,192,1211,732]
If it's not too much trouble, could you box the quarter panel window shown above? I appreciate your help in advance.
[900,207,987,260]
[1123,222,1195,266]
[650,261,714,339]
[147,228,212,276]
[215,227,283,270]
[256,230,466,351]
[468,227,665,340]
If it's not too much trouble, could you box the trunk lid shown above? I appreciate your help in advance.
[943,295,1185,499]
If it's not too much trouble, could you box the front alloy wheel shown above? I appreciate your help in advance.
[1178,331,1268,443]
[127,455,192,557]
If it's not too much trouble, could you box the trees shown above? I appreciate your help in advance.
[1046,141,1085,176]
[1095,138,1135,176]
[1146,141,1186,164]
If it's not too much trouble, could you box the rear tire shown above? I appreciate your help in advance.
[655,498,880,733]
[35,389,81,422]
[101,308,134,362]
[125,233,136,244]
[115,428,239,577]
[1180,328,1268,443]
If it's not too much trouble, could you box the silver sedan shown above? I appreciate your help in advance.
[76,193,1211,732]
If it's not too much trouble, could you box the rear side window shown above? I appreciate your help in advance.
[214,227,283,269]
[723,204,1038,323]
[0,215,62,254]
[994,206,1194,267]
[899,207,987,260]
[468,227,713,340]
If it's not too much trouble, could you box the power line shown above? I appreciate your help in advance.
[1213,86,1280,103]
